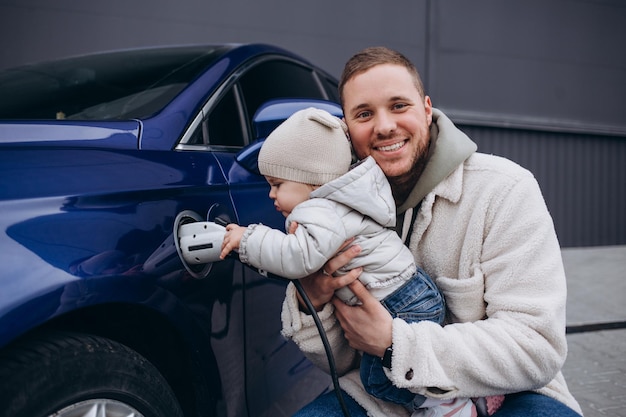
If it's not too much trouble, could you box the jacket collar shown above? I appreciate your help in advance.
[397,108,476,214]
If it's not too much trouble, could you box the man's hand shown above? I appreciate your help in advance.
[332,280,393,357]
[288,221,362,312]
[296,243,362,312]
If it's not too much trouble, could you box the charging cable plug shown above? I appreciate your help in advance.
[177,221,227,265]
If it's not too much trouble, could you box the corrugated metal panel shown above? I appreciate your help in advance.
[457,124,626,247]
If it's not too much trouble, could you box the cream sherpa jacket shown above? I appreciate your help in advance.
[281,109,582,416]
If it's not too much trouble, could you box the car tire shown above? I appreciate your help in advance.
[0,331,184,417]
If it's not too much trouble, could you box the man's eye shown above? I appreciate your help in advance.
[392,103,407,110]
[356,111,372,119]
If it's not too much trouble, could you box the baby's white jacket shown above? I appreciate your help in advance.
[239,156,416,304]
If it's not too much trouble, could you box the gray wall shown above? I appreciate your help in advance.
[430,1,626,137]
[1,0,625,247]
[460,124,625,248]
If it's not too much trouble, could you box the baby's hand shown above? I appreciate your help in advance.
[220,224,246,259]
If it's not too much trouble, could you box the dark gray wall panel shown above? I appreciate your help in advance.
[459,123,626,247]
[430,0,626,135]
[0,0,429,79]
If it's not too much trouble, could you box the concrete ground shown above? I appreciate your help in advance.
[561,245,626,417]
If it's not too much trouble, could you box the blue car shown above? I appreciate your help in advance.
[0,44,343,417]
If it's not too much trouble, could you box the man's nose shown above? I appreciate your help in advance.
[374,111,396,137]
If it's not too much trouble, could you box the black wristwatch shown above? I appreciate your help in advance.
[382,346,393,369]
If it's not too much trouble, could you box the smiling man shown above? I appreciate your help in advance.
[342,62,432,206]
[281,47,583,417]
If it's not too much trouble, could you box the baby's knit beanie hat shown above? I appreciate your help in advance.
[258,107,352,185]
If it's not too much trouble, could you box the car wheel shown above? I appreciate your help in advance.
[0,331,184,417]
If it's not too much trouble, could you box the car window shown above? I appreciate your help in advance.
[207,88,245,147]
[0,46,227,120]
[320,75,340,103]
[183,59,330,149]
[239,60,324,120]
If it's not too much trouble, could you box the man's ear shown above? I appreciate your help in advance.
[424,96,433,126]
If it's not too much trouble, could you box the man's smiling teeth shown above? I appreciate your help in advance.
[377,141,405,151]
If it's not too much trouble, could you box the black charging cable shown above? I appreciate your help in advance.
[214,217,351,416]
[293,279,352,417]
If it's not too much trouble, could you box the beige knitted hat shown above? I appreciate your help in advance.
[258,107,352,185]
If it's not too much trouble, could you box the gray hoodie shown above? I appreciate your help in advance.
[239,156,416,305]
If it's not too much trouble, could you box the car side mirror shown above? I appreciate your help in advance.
[236,99,343,174]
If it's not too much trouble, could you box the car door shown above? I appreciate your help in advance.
[175,55,339,416]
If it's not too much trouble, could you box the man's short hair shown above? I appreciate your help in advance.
[339,46,426,105]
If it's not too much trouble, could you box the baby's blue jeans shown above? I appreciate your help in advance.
[360,267,445,410]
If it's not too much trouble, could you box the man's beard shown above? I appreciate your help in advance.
[388,144,429,206]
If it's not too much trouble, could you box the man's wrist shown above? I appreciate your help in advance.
[296,292,324,314]
[296,292,312,313]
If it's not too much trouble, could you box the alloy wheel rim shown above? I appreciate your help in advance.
[49,399,144,417]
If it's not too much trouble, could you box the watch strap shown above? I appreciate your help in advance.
[382,346,393,369]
